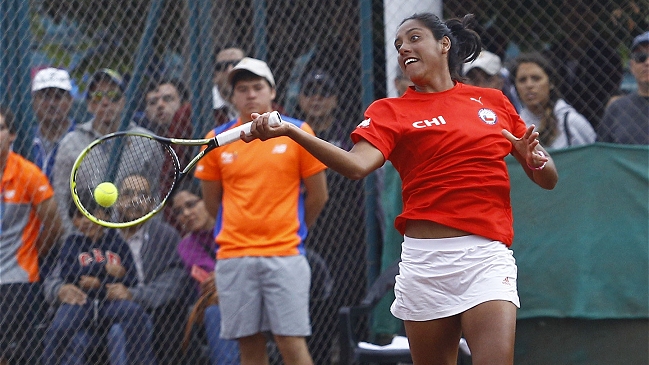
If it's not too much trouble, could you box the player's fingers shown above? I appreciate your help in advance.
[501,129,519,143]
[523,125,536,139]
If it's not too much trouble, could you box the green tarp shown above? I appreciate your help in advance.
[510,143,649,319]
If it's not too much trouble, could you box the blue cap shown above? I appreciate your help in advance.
[631,31,649,52]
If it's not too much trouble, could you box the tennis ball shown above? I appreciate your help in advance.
[94,182,119,208]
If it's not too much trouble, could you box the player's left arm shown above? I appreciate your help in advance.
[35,196,64,256]
[302,170,329,228]
[201,179,223,219]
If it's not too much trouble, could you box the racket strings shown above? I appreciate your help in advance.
[73,134,178,224]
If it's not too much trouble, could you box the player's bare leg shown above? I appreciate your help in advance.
[238,333,269,365]
[460,300,517,365]
[404,315,463,365]
[273,335,314,365]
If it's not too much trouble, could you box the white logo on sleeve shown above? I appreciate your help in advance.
[357,118,371,128]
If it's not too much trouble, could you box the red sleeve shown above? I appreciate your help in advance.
[350,99,400,161]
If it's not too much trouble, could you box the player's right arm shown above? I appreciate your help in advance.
[247,113,385,180]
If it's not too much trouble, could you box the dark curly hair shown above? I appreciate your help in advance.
[399,13,482,82]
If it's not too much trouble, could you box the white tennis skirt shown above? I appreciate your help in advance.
[390,235,520,321]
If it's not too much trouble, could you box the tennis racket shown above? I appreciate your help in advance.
[70,111,283,228]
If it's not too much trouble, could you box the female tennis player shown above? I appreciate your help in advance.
[247,12,558,365]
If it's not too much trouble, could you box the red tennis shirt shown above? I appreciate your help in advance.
[351,83,527,245]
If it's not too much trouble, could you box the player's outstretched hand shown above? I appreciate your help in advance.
[502,125,548,168]
[242,112,290,142]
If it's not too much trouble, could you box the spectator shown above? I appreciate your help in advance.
[45,173,191,365]
[212,45,245,126]
[297,68,364,363]
[463,50,523,111]
[141,78,194,227]
[41,197,156,365]
[142,78,192,139]
[52,69,164,234]
[597,31,649,145]
[0,105,63,365]
[30,67,76,181]
[246,13,558,365]
[195,57,328,365]
[172,183,240,365]
[212,46,285,127]
[544,0,622,130]
[511,52,596,149]
[30,67,77,283]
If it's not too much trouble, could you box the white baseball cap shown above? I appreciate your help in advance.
[228,57,276,87]
[32,67,72,92]
[463,51,502,76]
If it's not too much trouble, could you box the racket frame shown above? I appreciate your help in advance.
[70,131,217,228]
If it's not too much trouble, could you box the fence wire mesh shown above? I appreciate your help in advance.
[0,0,646,364]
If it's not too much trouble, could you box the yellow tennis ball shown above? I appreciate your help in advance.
[94,182,118,208]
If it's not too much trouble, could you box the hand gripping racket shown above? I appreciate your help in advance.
[70,111,283,228]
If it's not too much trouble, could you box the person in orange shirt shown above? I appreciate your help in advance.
[247,13,558,365]
[0,105,63,365]
[195,57,328,365]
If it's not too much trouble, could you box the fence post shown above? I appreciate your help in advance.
[359,0,381,287]
[188,0,215,139]
[1,0,35,159]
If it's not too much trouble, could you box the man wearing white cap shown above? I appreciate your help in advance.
[195,57,328,365]
[463,50,522,111]
[31,67,75,180]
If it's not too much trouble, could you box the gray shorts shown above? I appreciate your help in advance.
[215,255,311,339]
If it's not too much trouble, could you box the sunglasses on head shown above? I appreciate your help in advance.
[631,52,648,63]
[89,90,123,103]
[214,60,241,72]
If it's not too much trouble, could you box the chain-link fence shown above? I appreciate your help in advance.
[0,1,646,365]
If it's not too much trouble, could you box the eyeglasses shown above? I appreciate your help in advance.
[214,60,241,72]
[172,199,200,217]
[631,53,648,63]
[89,90,123,103]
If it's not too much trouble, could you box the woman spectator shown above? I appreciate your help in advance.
[511,52,596,149]
[172,183,240,365]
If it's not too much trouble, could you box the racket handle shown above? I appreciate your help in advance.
[215,111,283,146]
[215,122,252,145]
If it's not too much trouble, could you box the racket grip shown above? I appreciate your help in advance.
[215,122,252,145]
[215,111,283,146]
